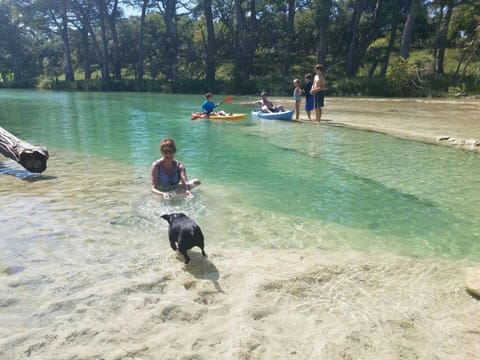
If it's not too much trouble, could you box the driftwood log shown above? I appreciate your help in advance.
[0,127,49,173]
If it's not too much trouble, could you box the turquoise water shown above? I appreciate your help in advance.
[1,89,480,261]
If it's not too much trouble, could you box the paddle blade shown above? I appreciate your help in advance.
[223,95,233,103]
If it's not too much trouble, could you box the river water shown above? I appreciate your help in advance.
[2,90,480,359]
[1,89,479,262]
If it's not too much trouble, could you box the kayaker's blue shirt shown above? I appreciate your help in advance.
[202,100,216,114]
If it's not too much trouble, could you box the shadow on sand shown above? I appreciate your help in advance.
[177,251,225,293]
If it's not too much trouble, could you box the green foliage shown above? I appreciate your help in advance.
[333,77,393,97]
[387,58,416,96]
[1,0,479,97]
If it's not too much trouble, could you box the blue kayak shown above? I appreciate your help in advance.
[251,109,294,121]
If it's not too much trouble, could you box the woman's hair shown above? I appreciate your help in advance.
[293,78,300,85]
[160,138,176,153]
[315,64,324,70]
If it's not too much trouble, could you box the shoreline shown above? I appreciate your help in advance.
[274,96,480,152]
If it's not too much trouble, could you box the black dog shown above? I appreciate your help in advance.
[160,213,206,264]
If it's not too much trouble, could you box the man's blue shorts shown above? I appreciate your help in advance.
[315,91,325,108]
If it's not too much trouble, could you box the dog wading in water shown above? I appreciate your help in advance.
[161,213,206,264]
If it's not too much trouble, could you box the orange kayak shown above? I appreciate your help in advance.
[191,113,247,121]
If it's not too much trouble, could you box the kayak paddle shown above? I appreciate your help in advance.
[216,95,233,107]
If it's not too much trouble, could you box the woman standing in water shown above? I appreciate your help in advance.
[151,138,201,200]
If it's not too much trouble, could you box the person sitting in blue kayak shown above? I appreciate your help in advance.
[256,92,284,113]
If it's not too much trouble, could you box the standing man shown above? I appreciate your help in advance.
[310,64,327,123]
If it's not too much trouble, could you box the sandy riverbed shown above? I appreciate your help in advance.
[2,246,480,359]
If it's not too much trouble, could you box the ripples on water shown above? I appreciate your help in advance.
[1,91,480,262]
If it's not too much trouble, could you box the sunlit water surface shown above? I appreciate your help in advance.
[1,90,480,264]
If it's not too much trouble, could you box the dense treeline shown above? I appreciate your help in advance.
[0,0,479,96]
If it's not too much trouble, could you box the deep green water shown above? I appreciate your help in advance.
[1,89,480,261]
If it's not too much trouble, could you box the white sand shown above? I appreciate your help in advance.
[281,97,480,151]
[1,246,480,359]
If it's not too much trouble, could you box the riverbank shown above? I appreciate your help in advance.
[278,97,480,152]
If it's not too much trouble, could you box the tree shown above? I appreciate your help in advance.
[106,0,122,80]
[233,0,257,83]
[451,1,480,81]
[345,0,385,77]
[282,0,296,76]
[97,0,111,83]
[29,0,76,81]
[203,0,216,85]
[70,0,97,80]
[154,0,179,81]
[433,0,465,75]
[315,0,332,66]
[137,0,150,81]
[400,0,421,58]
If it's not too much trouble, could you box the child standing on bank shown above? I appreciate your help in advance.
[303,74,314,120]
[293,79,302,121]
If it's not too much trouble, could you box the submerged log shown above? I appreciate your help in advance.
[0,127,49,173]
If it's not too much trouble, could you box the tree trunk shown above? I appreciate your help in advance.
[0,127,49,173]
[81,25,91,80]
[282,0,296,76]
[436,1,454,75]
[204,0,216,85]
[11,32,21,82]
[137,0,149,81]
[234,0,257,82]
[163,0,178,81]
[86,19,103,79]
[97,0,110,84]
[345,0,364,76]
[379,15,398,78]
[460,36,480,82]
[234,0,246,81]
[108,0,122,80]
[399,0,419,59]
[316,0,332,65]
[61,0,75,82]
[351,0,383,76]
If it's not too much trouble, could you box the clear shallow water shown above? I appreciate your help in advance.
[1,89,480,262]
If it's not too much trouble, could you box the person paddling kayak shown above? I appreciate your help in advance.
[191,92,226,119]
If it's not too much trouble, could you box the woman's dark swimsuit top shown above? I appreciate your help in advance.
[156,161,180,190]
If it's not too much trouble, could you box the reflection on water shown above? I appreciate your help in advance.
[1,90,480,262]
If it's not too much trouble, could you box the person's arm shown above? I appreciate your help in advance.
[151,161,171,200]
[178,162,193,198]
[201,101,208,113]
